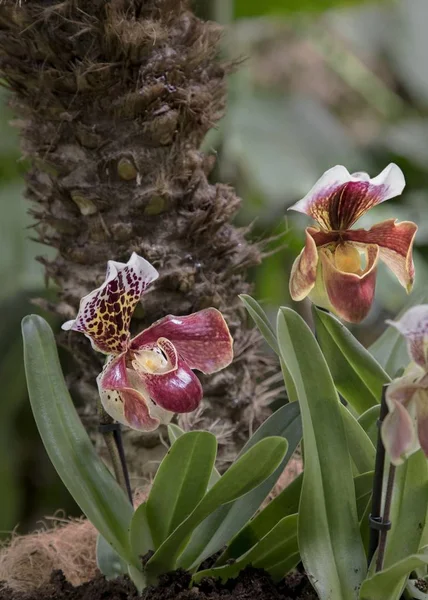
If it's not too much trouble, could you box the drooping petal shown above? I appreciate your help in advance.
[386,305,428,368]
[132,338,203,413]
[97,355,161,431]
[130,308,233,374]
[382,399,418,466]
[382,377,421,465]
[62,253,159,355]
[344,219,417,293]
[317,244,379,323]
[289,163,405,231]
[416,388,428,459]
[289,227,321,301]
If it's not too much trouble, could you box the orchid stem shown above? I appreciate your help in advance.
[97,400,133,504]
[368,384,389,567]
[376,463,396,572]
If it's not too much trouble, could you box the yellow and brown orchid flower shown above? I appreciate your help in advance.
[288,164,417,323]
[62,253,233,431]
[381,306,428,465]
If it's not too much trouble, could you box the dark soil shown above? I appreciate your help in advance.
[0,567,317,600]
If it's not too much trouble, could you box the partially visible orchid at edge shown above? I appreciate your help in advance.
[288,163,417,323]
[62,253,233,431]
[381,305,428,465]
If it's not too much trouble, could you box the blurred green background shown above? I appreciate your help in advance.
[1,0,428,538]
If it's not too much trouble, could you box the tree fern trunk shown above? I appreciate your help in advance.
[0,0,272,475]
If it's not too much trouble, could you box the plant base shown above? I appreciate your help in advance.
[0,567,317,600]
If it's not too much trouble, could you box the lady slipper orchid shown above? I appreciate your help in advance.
[381,305,428,465]
[62,253,233,431]
[288,164,417,323]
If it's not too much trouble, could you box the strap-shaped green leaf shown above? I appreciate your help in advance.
[340,405,375,474]
[277,308,366,600]
[144,436,288,581]
[218,472,303,564]
[22,315,135,565]
[313,307,390,414]
[130,502,154,560]
[96,534,127,580]
[167,424,220,489]
[178,402,301,569]
[145,431,217,549]
[360,550,428,600]
[239,294,278,354]
[193,514,299,584]
[354,472,373,521]
[358,405,380,447]
[240,294,298,402]
[384,451,428,570]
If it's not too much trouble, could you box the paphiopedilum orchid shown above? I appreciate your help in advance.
[381,305,428,465]
[62,253,233,431]
[288,164,417,323]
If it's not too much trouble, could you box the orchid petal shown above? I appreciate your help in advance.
[289,227,320,301]
[416,389,428,459]
[62,253,159,355]
[382,398,418,466]
[382,377,421,464]
[289,163,405,231]
[97,355,161,431]
[130,308,233,374]
[132,338,203,413]
[316,244,379,323]
[344,219,417,293]
[386,305,428,368]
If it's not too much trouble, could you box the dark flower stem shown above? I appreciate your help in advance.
[367,384,389,567]
[376,463,396,572]
[98,400,133,504]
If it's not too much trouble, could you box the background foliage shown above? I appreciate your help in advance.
[2,0,428,537]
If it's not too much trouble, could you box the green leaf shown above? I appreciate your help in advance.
[384,451,428,569]
[234,0,384,17]
[360,551,428,600]
[193,514,299,584]
[340,405,376,474]
[145,436,288,581]
[22,315,135,565]
[130,502,154,560]
[358,405,380,447]
[178,403,301,569]
[240,294,298,403]
[167,423,185,444]
[239,294,278,354]
[218,473,303,564]
[96,534,127,580]
[313,307,390,414]
[167,424,220,489]
[354,472,373,521]
[146,431,217,549]
[277,307,366,599]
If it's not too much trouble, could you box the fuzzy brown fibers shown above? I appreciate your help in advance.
[0,0,273,472]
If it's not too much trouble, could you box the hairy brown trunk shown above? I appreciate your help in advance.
[0,0,275,475]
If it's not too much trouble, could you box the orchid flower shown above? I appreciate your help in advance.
[381,305,428,465]
[62,253,233,431]
[288,164,417,323]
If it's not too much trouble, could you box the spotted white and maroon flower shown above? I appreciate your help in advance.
[63,254,233,431]
[381,306,428,465]
[288,164,417,323]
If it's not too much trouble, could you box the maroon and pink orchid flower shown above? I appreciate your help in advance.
[62,253,233,431]
[381,305,428,465]
[288,164,417,323]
